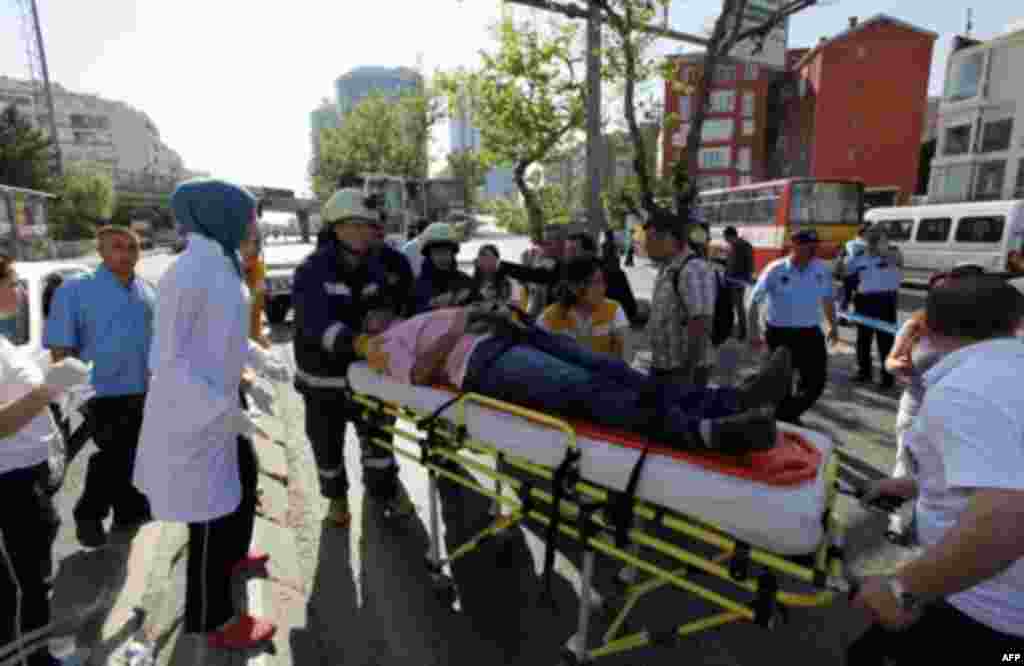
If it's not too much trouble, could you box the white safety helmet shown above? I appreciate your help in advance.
[322,188,381,225]
[418,222,460,256]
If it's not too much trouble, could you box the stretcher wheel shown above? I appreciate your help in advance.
[432,574,459,612]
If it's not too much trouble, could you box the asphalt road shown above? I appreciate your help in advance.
[49,235,923,665]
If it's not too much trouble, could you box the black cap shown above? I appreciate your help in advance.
[790,229,819,244]
[643,208,691,241]
[723,226,738,237]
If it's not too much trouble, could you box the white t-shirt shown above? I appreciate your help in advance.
[0,337,57,475]
[909,338,1024,636]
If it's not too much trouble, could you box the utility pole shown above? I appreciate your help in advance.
[28,0,63,178]
[585,0,604,236]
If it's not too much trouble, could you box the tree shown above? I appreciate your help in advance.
[446,149,488,211]
[311,87,444,201]
[49,164,116,241]
[595,0,817,215]
[0,104,52,191]
[439,16,587,241]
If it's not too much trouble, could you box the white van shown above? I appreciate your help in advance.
[864,200,1024,284]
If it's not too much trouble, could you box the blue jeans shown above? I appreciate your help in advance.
[464,327,742,445]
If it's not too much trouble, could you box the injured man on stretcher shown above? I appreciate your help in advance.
[354,304,794,456]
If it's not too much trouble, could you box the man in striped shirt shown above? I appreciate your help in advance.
[643,210,718,386]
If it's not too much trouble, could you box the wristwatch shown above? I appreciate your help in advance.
[886,577,923,613]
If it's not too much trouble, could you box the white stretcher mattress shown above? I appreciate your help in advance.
[348,363,834,555]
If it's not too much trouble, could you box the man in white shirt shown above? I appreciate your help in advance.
[849,275,1024,662]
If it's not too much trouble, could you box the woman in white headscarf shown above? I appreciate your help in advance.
[133,179,288,650]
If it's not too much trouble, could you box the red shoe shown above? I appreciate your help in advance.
[207,614,277,649]
[230,550,271,578]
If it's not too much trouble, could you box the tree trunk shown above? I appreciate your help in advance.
[514,162,543,242]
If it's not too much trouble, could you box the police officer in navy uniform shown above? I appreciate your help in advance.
[845,227,902,388]
[746,229,838,426]
[291,189,411,529]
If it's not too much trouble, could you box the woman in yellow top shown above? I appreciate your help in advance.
[240,222,270,348]
[539,257,630,361]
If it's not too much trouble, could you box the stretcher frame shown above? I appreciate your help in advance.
[347,386,852,665]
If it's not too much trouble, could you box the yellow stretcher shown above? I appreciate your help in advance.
[345,363,853,665]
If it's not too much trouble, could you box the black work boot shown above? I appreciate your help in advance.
[709,407,778,455]
[737,347,793,410]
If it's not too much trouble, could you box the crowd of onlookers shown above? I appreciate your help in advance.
[2,185,1021,664]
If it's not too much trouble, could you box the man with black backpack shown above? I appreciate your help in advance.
[643,210,732,387]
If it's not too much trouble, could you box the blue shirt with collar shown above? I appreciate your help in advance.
[44,264,155,397]
[845,251,902,294]
[749,256,834,328]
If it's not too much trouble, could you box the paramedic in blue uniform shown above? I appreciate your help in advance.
[747,229,838,426]
[291,188,410,529]
[845,227,902,388]
[44,225,154,548]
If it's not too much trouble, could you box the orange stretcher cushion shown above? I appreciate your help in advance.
[428,385,822,487]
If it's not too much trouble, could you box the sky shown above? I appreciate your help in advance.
[1,0,1021,200]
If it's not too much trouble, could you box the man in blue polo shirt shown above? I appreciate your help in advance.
[45,226,155,547]
[747,229,838,426]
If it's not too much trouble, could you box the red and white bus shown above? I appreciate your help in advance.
[697,178,865,274]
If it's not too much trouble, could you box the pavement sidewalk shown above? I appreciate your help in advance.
[78,391,307,666]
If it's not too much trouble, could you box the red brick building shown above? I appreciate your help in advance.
[777,15,937,207]
[662,14,936,207]
[662,54,783,191]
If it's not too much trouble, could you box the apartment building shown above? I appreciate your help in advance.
[928,25,1024,202]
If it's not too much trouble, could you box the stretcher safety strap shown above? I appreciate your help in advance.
[610,448,650,548]
[542,447,582,601]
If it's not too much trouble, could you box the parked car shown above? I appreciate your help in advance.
[263,242,316,324]
[864,199,1024,284]
[9,260,91,359]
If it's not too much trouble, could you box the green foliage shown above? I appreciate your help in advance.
[437,16,586,240]
[446,149,488,211]
[0,104,53,191]
[49,163,117,241]
[311,87,443,200]
[485,182,575,236]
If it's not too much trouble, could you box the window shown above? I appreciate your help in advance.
[742,92,755,118]
[737,146,752,172]
[954,216,1005,243]
[979,118,1013,153]
[69,113,109,130]
[698,146,731,169]
[1016,158,1024,198]
[73,131,94,145]
[743,119,755,136]
[679,95,692,120]
[702,118,734,142]
[877,220,914,241]
[745,63,759,80]
[915,218,952,242]
[973,160,1006,201]
[697,175,731,191]
[708,90,735,113]
[789,182,862,225]
[944,125,971,155]
[749,193,778,224]
[713,64,736,84]
[947,51,985,102]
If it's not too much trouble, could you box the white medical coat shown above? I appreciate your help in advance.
[134,233,251,523]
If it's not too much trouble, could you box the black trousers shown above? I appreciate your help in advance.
[0,463,60,666]
[847,600,1022,664]
[75,394,152,525]
[184,436,258,634]
[729,285,747,339]
[765,325,827,423]
[296,383,398,501]
[854,291,898,381]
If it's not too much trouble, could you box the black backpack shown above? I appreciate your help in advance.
[671,256,735,347]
